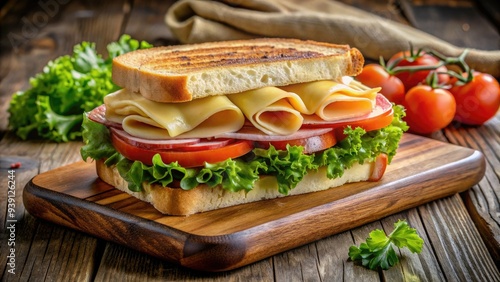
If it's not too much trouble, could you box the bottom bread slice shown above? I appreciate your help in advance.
[95,158,381,216]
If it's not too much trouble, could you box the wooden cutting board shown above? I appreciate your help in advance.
[23,133,485,272]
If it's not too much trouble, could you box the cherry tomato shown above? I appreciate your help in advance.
[356,64,405,105]
[255,130,337,154]
[403,85,456,134]
[111,132,253,168]
[450,72,500,125]
[388,51,449,90]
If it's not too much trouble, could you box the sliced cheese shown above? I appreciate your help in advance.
[104,89,245,139]
[104,79,380,139]
[228,87,303,135]
[280,79,379,120]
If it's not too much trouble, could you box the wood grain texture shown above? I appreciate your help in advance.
[22,134,485,271]
[1,0,499,280]
[399,0,499,50]
[419,194,500,281]
[443,117,500,265]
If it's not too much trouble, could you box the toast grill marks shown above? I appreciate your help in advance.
[111,38,365,102]
[146,46,332,73]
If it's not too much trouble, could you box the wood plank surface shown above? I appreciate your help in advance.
[0,0,499,280]
[397,0,500,267]
[399,0,499,50]
[22,134,486,271]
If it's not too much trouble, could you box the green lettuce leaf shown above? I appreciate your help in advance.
[203,159,265,192]
[254,145,317,195]
[107,34,153,59]
[8,35,152,142]
[80,114,116,161]
[34,96,83,142]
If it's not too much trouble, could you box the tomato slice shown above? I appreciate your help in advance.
[338,108,393,132]
[111,132,253,168]
[255,130,337,154]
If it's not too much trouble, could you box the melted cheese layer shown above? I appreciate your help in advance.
[104,89,245,139]
[228,87,303,135]
[104,79,379,139]
[280,79,379,120]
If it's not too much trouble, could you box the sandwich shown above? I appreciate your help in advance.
[80,38,408,215]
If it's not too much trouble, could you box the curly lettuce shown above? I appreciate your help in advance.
[8,34,152,142]
[81,105,408,193]
[253,145,317,195]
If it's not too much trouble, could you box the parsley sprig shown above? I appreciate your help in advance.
[349,220,424,270]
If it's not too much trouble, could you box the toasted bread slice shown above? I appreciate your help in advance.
[112,38,364,103]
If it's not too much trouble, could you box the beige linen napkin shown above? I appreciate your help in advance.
[166,0,500,77]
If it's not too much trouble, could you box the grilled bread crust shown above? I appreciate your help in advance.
[112,38,364,103]
[95,157,381,216]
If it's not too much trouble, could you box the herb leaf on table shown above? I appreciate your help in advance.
[349,219,424,270]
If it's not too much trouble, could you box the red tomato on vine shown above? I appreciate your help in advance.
[388,51,449,90]
[403,85,456,134]
[356,64,405,105]
[450,72,500,125]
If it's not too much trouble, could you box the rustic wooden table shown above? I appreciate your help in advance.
[1,0,499,281]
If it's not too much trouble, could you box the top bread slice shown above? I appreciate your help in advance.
[112,38,364,103]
